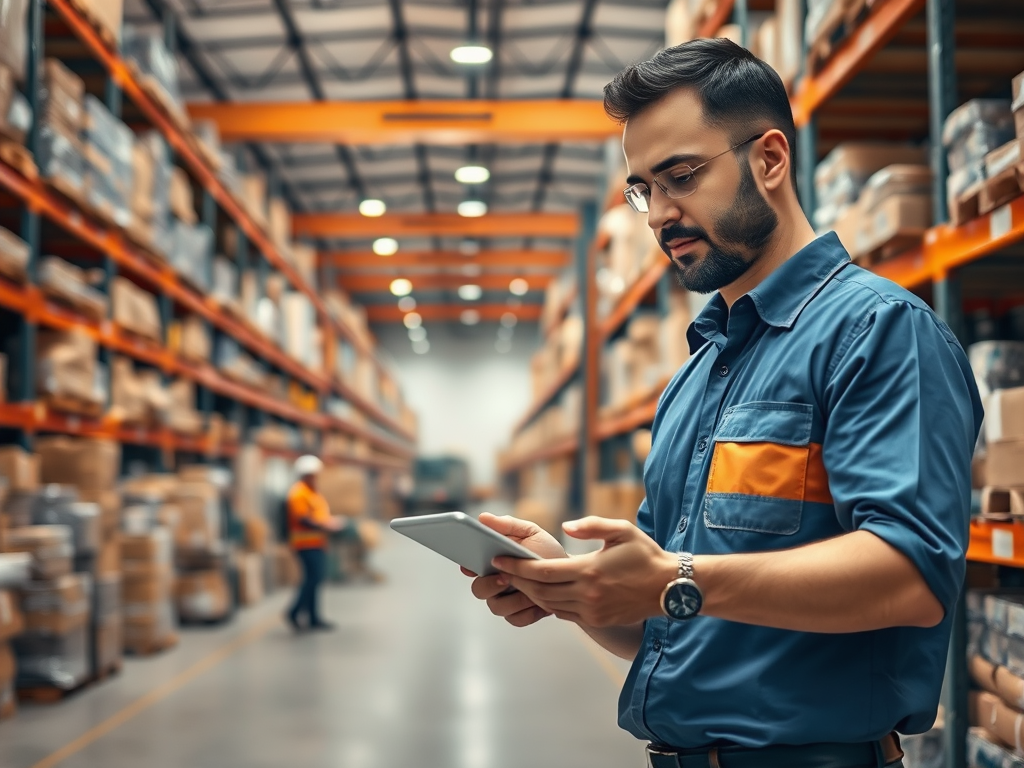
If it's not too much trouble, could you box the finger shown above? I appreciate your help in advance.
[552,610,583,623]
[485,590,537,618]
[478,512,541,541]
[471,574,509,600]
[509,579,581,604]
[562,516,635,542]
[461,567,478,578]
[492,556,578,583]
[505,606,551,628]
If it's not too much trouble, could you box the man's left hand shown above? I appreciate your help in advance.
[493,517,678,627]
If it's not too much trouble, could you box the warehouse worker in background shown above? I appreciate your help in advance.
[467,38,983,768]
[287,455,343,632]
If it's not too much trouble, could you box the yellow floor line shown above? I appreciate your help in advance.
[576,628,628,687]
[30,612,281,768]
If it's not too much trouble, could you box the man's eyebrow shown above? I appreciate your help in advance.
[625,153,704,186]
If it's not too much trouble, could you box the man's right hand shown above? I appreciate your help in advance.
[462,513,568,628]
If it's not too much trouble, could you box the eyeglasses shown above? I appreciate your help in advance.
[622,133,766,213]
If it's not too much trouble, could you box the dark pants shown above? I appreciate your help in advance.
[289,548,326,626]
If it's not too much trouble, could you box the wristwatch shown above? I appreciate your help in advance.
[660,552,703,621]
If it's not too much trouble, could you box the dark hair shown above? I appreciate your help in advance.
[604,38,798,187]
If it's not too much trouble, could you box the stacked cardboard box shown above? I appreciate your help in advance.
[943,99,1016,225]
[37,257,108,320]
[0,589,24,720]
[0,225,29,283]
[121,527,175,654]
[75,0,124,45]
[109,356,169,426]
[129,132,172,254]
[36,329,107,415]
[0,0,28,85]
[112,276,162,342]
[166,379,203,436]
[980,387,1024,503]
[318,465,368,519]
[14,574,91,691]
[175,569,230,623]
[82,95,133,228]
[170,316,211,363]
[0,62,32,147]
[38,59,86,199]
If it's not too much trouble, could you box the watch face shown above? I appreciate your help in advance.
[665,580,703,620]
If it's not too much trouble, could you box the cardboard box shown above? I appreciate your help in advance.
[243,516,269,553]
[0,589,24,642]
[20,573,90,634]
[178,316,211,363]
[36,329,100,405]
[175,570,230,621]
[5,525,72,580]
[589,481,646,523]
[123,569,173,603]
[169,167,197,225]
[236,552,264,606]
[969,691,1024,751]
[988,440,1024,488]
[0,0,28,82]
[981,487,1024,519]
[169,482,220,552]
[121,527,172,565]
[318,465,368,518]
[111,277,162,342]
[0,446,38,492]
[0,225,29,283]
[987,388,1024,443]
[269,198,291,251]
[241,173,267,228]
[37,436,121,491]
[96,534,121,576]
[270,544,300,588]
[856,193,932,256]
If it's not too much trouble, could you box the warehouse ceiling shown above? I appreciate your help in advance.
[123,0,668,319]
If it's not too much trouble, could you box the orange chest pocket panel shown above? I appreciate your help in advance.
[705,402,832,536]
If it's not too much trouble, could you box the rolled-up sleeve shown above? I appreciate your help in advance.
[822,299,983,614]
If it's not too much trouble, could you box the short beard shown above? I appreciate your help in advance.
[664,158,779,294]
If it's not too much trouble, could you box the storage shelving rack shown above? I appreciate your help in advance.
[0,0,417,487]
[501,0,1024,765]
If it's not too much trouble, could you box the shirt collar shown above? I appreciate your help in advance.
[687,232,851,354]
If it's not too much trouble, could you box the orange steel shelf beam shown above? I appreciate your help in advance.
[324,249,571,270]
[294,212,579,239]
[967,520,1024,566]
[599,260,669,341]
[186,100,621,145]
[791,0,925,127]
[511,361,581,437]
[500,436,578,475]
[46,0,413,441]
[339,273,555,293]
[873,196,1024,288]
[364,304,543,324]
[596,388,664,441]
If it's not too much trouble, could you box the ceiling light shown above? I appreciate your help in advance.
[461,309,481,326]
[458,284,483,301]
[397,296,417,312]
[509,278,529,296]
[390,278,413,296]
[412,339,431,355]
[403,312,422,329]
[459,239,481,256]
[458,200,487,218]
[455,165,490,184]
[374,238,399,257]
[495,338,512,354]
[450,44,493,65]
[359,199,386,217]
[500,312,518,328]
[408,327,427,342]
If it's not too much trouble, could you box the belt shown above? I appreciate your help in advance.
[647,732,903,768]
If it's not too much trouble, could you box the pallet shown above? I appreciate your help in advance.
[854,232,925,267]
[124,632,178,657]
[979,167,1023,216]
[67,0,118,50]
[0,141,37,181]
[950,181,984,227]
[17,676,93,704]
[981,487,1024,520]
[39,285,108,322]
[43,394,104,419]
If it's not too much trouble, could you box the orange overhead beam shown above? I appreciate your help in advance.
[339,273,553,293]
[293,212,579,239]
[365,304,542,323]
[325,249,571,270]
[186,100,621,145]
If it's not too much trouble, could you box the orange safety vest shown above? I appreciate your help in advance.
[287,480,332,551]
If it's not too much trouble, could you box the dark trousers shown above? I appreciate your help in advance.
[289,548,326,626]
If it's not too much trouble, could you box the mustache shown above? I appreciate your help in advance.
[659,224,708,249]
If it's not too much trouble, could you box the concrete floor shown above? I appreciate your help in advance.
[0,524,642,768]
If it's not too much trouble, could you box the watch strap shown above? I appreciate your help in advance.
[677,551,694,580]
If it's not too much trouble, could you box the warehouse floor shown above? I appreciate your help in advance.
[0,515,640,768]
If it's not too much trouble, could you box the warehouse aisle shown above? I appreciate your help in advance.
[0,524,640,768]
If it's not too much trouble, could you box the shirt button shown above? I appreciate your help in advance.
[719,364,729,377]
[652,639,662,652]
[697,439,708,452]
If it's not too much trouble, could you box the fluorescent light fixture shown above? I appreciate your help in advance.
[458,284,483,301]
[460,309,481,326]
[397,296,417,312]
[403,312,422,329]
[373,237,399,257]
[390,278,413,296]
[408,327,427,342]
[495,338,512,354]
[412,339,431,355]
[458,200,487,218]
[509,278,529,296]
[359,199,386,217]
[450,44,493,64]
[455,166,490,184]
[500,312,518,328]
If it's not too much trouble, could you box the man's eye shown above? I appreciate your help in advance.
[670,170,694,184]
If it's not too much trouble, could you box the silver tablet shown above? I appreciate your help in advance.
[390,511,542,576]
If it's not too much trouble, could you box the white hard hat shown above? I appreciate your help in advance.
[294,455,324,477]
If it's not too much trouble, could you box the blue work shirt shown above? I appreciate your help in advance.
[619,232,983,748]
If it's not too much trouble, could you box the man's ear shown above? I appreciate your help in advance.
[760,129,791,193]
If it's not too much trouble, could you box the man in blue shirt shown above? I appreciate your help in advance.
[467,38,983,768]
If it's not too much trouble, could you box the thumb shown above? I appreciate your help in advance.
[562,516,632,543]
[478,512,541,541]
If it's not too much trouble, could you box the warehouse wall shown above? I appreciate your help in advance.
[376,323,535,488]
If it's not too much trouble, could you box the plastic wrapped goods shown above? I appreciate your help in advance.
[4,526,73,580]
[123,28,181,109]
[83,95,133,227]
[942,99,1015,173]
[969,341,1024,398]
[13,624,89,689]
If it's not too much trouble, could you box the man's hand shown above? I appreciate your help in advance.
[493,516,676,627]
[462,513,568,628]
